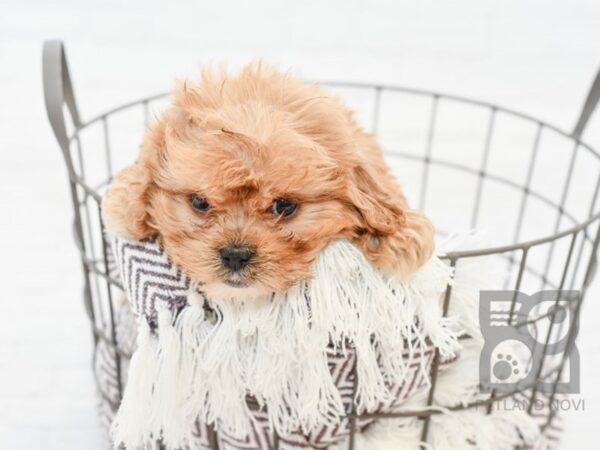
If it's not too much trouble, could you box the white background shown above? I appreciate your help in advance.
[1,0,600,448]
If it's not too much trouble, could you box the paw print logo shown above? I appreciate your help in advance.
[480,290,581,394]
[493,353,521,382]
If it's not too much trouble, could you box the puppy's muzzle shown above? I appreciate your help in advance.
[219,245,254,272]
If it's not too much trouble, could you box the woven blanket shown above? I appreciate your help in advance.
[97,236,562,450]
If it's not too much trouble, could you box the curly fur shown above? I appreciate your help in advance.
[102,62,434,299]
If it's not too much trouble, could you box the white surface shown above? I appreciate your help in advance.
[1,0,600,448]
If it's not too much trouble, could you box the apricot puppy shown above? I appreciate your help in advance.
[102,63,434,300]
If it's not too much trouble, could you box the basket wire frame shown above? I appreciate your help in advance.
[43,40,600,450]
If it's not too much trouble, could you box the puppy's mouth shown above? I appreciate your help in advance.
[225,279,248,288]
[223,273,250,288]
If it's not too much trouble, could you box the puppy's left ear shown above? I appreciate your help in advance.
[347,166,435,279]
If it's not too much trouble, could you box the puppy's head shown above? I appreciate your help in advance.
[103,63,434,299]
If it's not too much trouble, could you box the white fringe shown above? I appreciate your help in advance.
[111,240,461,449]
[150,308,191,447]
[111,320,158,449]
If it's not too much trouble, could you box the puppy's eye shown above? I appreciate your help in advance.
[271,198,298,218]
[189,194,211,212]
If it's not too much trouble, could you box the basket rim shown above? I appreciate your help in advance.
[78,81,600,159]
[71,81,600,261]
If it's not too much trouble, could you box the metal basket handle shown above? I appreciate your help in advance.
[43,40,95,324]
[573,67,600,140]
[43,40,81,178]
[573,67,600,290]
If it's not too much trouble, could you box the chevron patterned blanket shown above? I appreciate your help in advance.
[97,236,562,450]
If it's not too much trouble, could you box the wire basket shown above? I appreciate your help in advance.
[43,40,600,449]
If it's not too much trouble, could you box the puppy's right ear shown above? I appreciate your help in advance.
[101,123,164,240]
[101,162,154,239]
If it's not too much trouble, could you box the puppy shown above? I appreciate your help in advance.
[102,63,434,300]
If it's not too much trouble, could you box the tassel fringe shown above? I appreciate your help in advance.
[111,240,465,448]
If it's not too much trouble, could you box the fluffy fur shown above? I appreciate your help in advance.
[102,62,434,299]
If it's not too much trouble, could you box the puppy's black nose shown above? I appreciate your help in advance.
[219,245,254,272]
